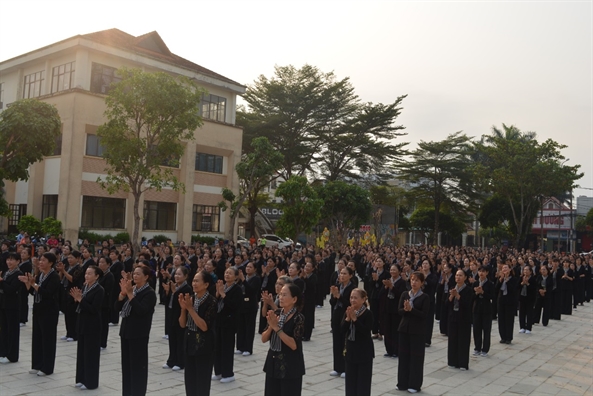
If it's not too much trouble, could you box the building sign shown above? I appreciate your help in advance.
[532,210,571,230]
[260,207,284,219]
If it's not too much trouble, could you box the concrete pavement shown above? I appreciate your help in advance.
[1,296,591,395]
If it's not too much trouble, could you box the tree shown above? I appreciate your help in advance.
[17,215,42,237]
[219,137,283,241]
[473,125,583,248]
[410,208,466,242]
[238,64,408,181]
[397,132,477,244]
[317,181,372,248]
[97,68,204,252]
[42,217,63,237]
[0,99,61,216]
[275,176,323,241]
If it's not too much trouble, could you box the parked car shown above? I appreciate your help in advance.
[258,234,298,249]
[236,236,251,249]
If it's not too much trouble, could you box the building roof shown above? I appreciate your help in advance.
[80,28,244,87]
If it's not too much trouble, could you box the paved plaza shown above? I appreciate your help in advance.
[1,296,591,396]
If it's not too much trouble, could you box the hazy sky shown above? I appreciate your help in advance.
[1,0,591,197]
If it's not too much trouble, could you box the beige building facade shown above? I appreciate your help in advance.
[0,29,245,243]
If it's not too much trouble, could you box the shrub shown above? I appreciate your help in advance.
[113,232,130,244]
[191,234,216,245]
[18,215,42,236]
[152,234,170,244]
[41,217,63,236]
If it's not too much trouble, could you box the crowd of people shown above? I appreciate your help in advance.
[0,236,591,395]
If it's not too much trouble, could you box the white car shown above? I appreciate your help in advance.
[258,234,295,249]
[236,236,251,249]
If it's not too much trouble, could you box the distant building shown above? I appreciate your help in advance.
[576,195,593,217]
[0,28,245,242]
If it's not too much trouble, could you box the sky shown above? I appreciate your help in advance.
[1,0,591,198]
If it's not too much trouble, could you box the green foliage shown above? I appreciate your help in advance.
[97,68,204,251]
[78,230,107,244]
[151,234,170,244]
[238,64,408,181]
[113,232,130,244]
[317,181,372,247]
[586,208,593,229]
[275,176,323,240]
[191,235,216,245]
[473,124,583,247]
[17,215,42,236]
[397,132,477,244]
[41,217,63,236]
[0,99,61,216]
[218,137,283,240]
[409,208,466,239]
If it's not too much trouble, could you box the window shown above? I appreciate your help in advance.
[42,195,58,220]
[7,204,26,235]
[143,201,176,230]
[0,83,4,109]
[200,94,226,122]
[86,134,104,157]
[192,205,220,232]
[81,196,125,229]
[195,152,223,174]
[23,71,45,98]
[53,134,62,156]
[51,61,75,93]
[90,63,121,94]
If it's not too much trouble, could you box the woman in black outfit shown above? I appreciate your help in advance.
[288,262,306,295]
[496,263,518,344]
[518,266,536,334]
[163,266,192,371]
[58,250,83,342]
[97,256,114,350]
[108,250,124,325]
[420,260,438,347]
[397,271,430,393]
[533,265,553,327]
[302,261,318,341]
[472,266,494,356]
[70,265,105,389]
[116,265,157,396]
[262,283,306,396]
[367,257,389,339]
[179,270,218,396]
[18,252,61,376]
[447,270,473,370]
[0,252,23,364]
[380,263,407,358]
[438,262,455,336]
[560,260,574,315]
[213,267,243,383]
[343,288,374,396]
[18,247,33,326]
[329,266,355,377]
[236,262,261,355]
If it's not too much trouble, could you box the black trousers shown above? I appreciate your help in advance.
[550,289,562,320]
[332,327,346,373]
[264,374,302,396]
[534,296,551,326]
[0,308,20,362]
[472,311,492,353]
[236,309,258,353]
[164,305,171,336]
[518,296,534,331]
[370,298,380,334]
[302,303,315,340]
[498,303,515,342]
[185,353,214,396]
[64,299,78,339]
[397,332,425,391]
[425,303,435,345]
[561,289,573,315]
[383,313,401,356]
[20,289,29,323]
[439,298,449,335]
[258,301,268,334]
[448,320,471,369]
[121,337,149,396]
[109,292,120,324]
[345,359,373,396]
[214,326,236,378]
[31,307,59,374]
[76,333,101,389]
[100,307,110,348]
[167,322,185,368]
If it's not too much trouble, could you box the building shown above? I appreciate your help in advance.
[531,197,575,252]
[0,29,245,243]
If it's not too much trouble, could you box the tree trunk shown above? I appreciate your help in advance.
[132,193,141,256]
[227,213,236,242]
[248,205,257,237]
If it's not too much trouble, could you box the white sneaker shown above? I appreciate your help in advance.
[162,335,169,340]
[234,350,243,355]
[473,350,480,356]
[242,351,251,356]
[75,383,83,388]
[162,364,171,369]
[408,390,418,394]
[525,330,531,334]
[481,352,488,357]
[460,368,467,371]
[220,376,235,383]
[330,370,340,376]
[100,347,106,351]
[172,366,182,371]
[340,372,346,378]
[66,337,74,342]
[20,323,26,327]
[37,371,47,376]
[519,329,525,333]
[211,374,222,380]
[80,385,88,390]
[60,336,68,340]
[0,357,10,364]
[29,369,39,374]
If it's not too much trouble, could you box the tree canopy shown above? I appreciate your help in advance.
[238,64,408,182]
[0,99,61,216]
[97,68,204,251]
[275,176,323,240]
